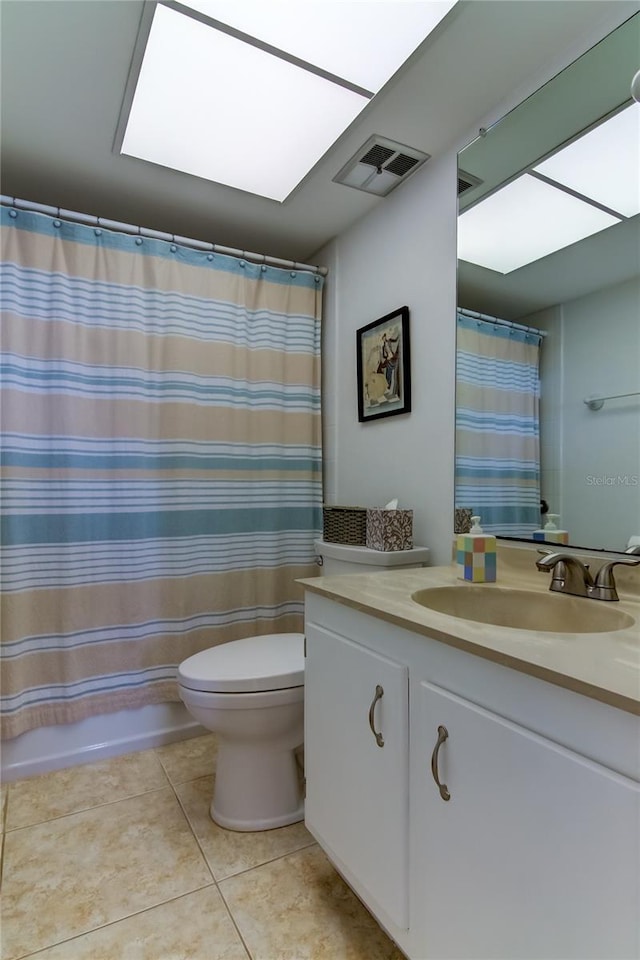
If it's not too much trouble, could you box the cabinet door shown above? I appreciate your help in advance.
[305,623,409,929]
[412,680,640,960]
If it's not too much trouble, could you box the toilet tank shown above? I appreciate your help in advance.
[314,539,430,576]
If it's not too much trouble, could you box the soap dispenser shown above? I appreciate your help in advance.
[533,514,569,546]
[456,516,497,582]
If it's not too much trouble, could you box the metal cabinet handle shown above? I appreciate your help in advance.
[431,725,450,801]
[368,684,385,747]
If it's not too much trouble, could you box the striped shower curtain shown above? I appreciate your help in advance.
[0,207,323,739]
[455,312,541,535]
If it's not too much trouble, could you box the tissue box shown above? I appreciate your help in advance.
[366,509,413,551]
[454,507,473,534]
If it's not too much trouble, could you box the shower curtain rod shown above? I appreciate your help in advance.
[458,307,547,338]
[0,195,328,277]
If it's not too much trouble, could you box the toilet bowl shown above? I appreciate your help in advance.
[178,540,430,832]
[178,633,304,832]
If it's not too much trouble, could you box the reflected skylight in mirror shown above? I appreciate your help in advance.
[458,174,620,274]
[534,104,640,217]
[121,0,457,201]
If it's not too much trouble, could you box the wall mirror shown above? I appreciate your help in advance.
[455,12,640,554]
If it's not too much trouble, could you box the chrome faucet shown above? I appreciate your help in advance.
[536,551,640,601]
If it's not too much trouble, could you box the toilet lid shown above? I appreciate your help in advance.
[177,633,305,693]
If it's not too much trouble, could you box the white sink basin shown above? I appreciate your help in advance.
[411,586,635,633]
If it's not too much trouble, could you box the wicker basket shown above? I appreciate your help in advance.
[322,505,367,545]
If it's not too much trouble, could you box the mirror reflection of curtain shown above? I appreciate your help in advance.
[455,312,542,536]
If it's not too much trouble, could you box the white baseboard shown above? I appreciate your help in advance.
[1,702,206,782]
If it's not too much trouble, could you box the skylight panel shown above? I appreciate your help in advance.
[534,104,640,217]
[121,4,368,202]
[180,0,457,92]
[458,174,621,274]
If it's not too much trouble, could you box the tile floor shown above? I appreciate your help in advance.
[0,734,404,960]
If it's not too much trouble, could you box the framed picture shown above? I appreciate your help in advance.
[356,306,411,422]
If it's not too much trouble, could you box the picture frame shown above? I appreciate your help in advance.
[356,306,411,422]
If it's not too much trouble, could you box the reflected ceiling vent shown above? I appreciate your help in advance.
[333,135,430,197]
[457,169,483,196]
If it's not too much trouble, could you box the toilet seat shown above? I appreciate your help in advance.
[177,632,304,694]
[178,684,304,711]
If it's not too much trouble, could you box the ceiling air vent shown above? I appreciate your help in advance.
[333,135,430,197]
[360,144,395,168]
[457,169,483,197]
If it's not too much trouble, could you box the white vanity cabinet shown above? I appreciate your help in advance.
[304,622,409,931]
[412,680,640,960]
[303,591,640,960]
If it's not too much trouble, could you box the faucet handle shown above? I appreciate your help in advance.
[594,557,640,584]
[592,557,640,600]
[535,551,589,573]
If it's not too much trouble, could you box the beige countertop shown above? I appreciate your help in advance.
[299,546,640,715]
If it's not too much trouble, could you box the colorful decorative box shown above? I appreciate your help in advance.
[532,514,569,546]
[366,509,413,551]
[532,529,569,545]
[456,516,496,582]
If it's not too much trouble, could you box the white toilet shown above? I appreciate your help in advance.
[178,539,430,832]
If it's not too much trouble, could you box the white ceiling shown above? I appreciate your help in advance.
[1,0,638,265]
